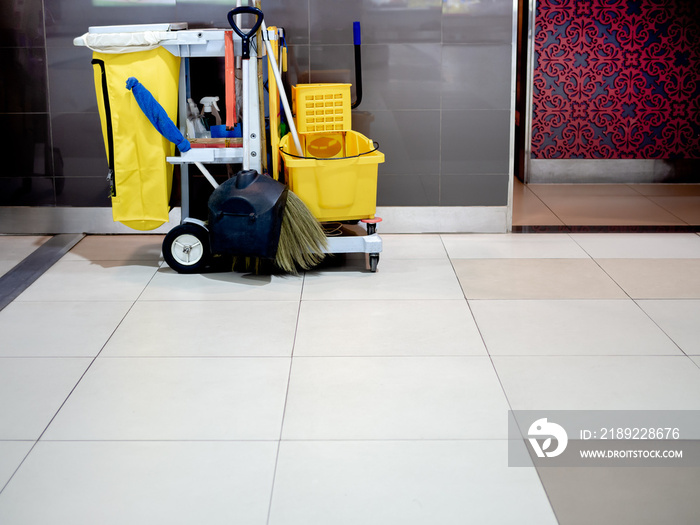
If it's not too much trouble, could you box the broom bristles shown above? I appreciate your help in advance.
[275,191,328,274]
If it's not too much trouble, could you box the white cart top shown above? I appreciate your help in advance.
[73,23,241,57]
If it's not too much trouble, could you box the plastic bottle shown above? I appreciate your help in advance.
[200,96,221,136]
[187,98,207,138]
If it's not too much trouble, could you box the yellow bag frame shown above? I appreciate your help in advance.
[92,47,180,231]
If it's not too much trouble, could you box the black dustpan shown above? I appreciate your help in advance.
[208,169,288,259]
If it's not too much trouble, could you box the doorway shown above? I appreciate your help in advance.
[512,0,700,231]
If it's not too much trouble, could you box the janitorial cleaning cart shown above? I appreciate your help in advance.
[74,3,385,273]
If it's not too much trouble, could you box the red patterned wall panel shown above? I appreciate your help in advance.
[532,0,700,159]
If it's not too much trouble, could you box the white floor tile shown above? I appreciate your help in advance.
[0,442,33,490]
[268,440,557,525]
[282,357,509,440]
[0,261,17,278]
[470,300,682,356]
[0,302,132,357]
[442,233,589,259]
[294,300,486,356]
[101,301,298,357]
[570,233,700,258]
[0,441,277,525]
[302,259,464,300]
[15,260,160,302]
[42,357,290,440]
[493,356,700,410]
[140,267,303,301]
[0,236,51,262]
[379,234,448,259]
[596,259,700,299]
[0,358,92,440]
[453,259,628,299]
[62,235,164,263]
[637,300,700,355]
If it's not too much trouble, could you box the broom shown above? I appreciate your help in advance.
[228,6,327,274]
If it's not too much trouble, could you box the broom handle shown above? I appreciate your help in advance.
[260,19,302,156]
[256,0,267,173]
[241,50,250,170]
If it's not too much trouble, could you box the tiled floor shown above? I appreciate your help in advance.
[513,179,700,229]
[0,236,51,278]
[1,233,700,524]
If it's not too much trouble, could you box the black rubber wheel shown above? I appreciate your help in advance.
[369,253,379,272]
[163,223,211,274]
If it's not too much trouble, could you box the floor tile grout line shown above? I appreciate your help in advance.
[521,184,572,228]
[0,234,85,313]
[0,292,144,497]
[567,234,636,302]
[642,193,694,226]
[28,353,691,360]
[627,299,693,359]
[441,233,565,522]
[264,271,306,525]
[0,249,163,496]
[15,438,523,443]
[560,236,699,366]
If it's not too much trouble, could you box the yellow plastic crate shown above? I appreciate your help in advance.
[291,83,351,132]
[280,130,384,222]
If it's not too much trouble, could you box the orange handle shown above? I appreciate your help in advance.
[225,31,237,128]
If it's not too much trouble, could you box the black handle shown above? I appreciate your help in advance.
[351,21,362,109]
[227,6,264,60]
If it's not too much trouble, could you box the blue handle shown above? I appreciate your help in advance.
[353,21,361,46]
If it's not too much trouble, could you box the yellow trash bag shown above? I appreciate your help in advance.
[92,47,179,231]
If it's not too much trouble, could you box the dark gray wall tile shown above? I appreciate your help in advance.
[442,0,513,44]
[285,45,311,88]
[310,0,442,44]
[440,173,509,206]
[52,113,108,178]
[45,0,177,41]
[55,177,112,206]
[0,0,44,47]
[310,43,441,110]
[0,114,52,179]
[47,47,97,114]
[0,48,48,113]
[175,0,310,45]
[442,44,512,111]
[441,109,511,174]
[360,110,440,175]
[378,174,439,206]
[0,177,56,206]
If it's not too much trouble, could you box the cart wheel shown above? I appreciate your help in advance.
[163,223,211,274]
[369,253,379,272]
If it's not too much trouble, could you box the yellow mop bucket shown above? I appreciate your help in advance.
[92,47,179,230]
[280,130,384,222]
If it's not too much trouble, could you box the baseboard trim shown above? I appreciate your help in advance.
[528,159,700,184]
[375,206,508,233]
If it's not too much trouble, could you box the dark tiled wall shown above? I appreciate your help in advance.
[0,0,515,209]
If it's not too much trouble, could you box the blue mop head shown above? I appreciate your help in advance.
[126,77,191,153]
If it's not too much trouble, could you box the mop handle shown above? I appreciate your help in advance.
[227,6,263,171]
[227,6,263,60]
[260,19,303,156]
[241,47,250,170]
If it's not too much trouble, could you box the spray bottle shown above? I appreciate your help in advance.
[187,98,208,138]
[200,96,222,136]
